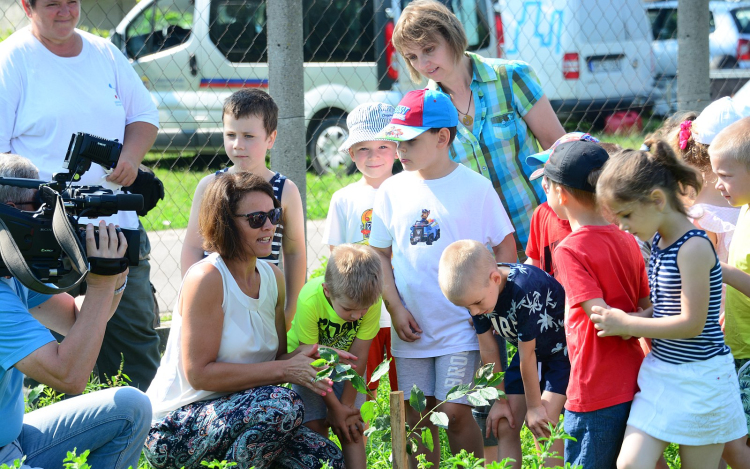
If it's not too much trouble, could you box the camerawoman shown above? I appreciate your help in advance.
[0,154,151,469]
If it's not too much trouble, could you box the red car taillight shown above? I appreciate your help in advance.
[738,39,750,61]
[495,12,504,58]
[385,21,398,80]
[563,52,580,79]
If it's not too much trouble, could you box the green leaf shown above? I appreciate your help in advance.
[446,383,471,401]
[350,374,369,394]
[407,437,419,454]
[467,392,490,407]
[318,347,339,364]
[409,385,426,413]
[368,358,392,384]
[477,362,495,379]
[310,358,328,367]
[478,387,499,400]
[360,400,376,423]
[334,363,352,374]
[421,427,434,452]
[429,411,449,428]
[315,366,333,381]
[372,414,391,431]
[380,429,391,443]
[487,371,505,388]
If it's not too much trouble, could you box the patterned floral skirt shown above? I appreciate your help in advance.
[144,386,343,469]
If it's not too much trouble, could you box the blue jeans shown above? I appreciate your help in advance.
[0,387,151,469]
[564,401,632,469]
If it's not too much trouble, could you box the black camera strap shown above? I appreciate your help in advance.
[0,193,89,294]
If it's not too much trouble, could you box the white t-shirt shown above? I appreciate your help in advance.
[323,181,392,328]
[0,28,160,229]
[369,164,515,358]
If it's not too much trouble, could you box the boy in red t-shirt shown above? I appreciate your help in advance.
[543,140,650,469]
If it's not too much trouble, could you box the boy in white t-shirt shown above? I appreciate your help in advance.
[369,89,517,468]
[322,102,399,398]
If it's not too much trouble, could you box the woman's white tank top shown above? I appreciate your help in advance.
[146,253,279,422]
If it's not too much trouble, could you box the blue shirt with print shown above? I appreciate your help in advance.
[0,278,54,447]
[472,263,566,360]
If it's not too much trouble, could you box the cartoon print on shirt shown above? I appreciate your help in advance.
[409,209,441,246]
[360,209,373,241]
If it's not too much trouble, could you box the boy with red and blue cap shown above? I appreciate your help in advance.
[368,89,516,468]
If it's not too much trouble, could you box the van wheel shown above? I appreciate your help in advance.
[308,115,356,175]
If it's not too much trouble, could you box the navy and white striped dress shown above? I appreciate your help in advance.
[215,168,286,266]
[649,230,730,364]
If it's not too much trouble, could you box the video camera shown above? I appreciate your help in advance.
[0,133,144,294]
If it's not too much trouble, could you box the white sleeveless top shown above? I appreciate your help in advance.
[146,253,279,422]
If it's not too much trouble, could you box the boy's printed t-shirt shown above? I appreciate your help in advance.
[555,225,649,413]
[322,181,391,328]
[726,205,750,359]
[0,278,54,447]
[369,164,515,358]
[287,277,381,353]
[472,263,567,360]
[525,202,572,277]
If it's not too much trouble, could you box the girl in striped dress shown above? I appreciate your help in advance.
[588,140,746,469]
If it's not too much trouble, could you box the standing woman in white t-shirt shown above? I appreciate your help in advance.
[0,0,162,390]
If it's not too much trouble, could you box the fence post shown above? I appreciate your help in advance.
[390,391,408,469]
[677,0,710,112]
[266,0,307,223]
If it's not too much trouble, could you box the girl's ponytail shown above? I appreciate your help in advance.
[597,139,701,216]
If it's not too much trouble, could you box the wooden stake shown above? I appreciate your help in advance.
[390,391,408,469]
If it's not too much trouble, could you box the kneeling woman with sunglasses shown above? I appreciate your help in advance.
[144,173,348,469]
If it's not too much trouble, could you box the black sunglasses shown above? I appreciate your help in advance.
[236,207,282,229]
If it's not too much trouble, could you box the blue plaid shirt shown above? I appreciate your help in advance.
[428,53,546,251]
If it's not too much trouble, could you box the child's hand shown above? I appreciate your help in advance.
[326,404,363,444]
[525,404,552,440]
[590,305,631,338]
[486,398,515,439]
[392,306,422,342]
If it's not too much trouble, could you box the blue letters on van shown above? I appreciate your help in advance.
[505,1,564,55]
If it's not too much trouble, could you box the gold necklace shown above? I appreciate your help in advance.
[454,89,473,126]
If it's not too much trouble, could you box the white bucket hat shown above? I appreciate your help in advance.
[693,97,750,145]
[338,102,395,152]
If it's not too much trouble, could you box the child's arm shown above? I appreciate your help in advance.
[478,330,516,438]
[279,180,307,331]
[371,246,422,342]
[525,257,541,268]
[517,339,553,440]
[492,234,517,263]
[721,261,750,298]
[591,237,714,339]
[180,175,211,278]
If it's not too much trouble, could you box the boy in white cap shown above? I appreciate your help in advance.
[322,102,399,399]
[369,89,516,468]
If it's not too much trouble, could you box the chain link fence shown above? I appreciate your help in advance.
[1,0,748,314]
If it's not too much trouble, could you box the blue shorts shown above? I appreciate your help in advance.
[564,401,631,469]
[504,350,570,396]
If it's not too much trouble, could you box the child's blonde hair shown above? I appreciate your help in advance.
[597,139,702,217]
[438,240,496,303]
[392,0,468,83]
[649,111,712,173]
[710,116,750,170]
[325,244,383,307]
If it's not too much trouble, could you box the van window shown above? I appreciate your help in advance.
[648,8,715,41]
[733,8,750,34]
[125,0,194,59]
[401,0,490,51]
[209,0,376,63]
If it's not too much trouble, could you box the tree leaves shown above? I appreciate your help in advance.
[409,385,426,413]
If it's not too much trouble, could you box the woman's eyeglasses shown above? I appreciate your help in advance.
[235,207,282,229]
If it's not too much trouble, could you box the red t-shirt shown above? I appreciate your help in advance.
[525,202,572,277]
[555,225,649,413]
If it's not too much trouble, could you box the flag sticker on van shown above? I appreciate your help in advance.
[200,79,269,88]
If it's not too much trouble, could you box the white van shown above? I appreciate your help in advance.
[496,0,654,123]
[110,0,500,173]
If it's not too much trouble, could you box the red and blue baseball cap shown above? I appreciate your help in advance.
[376,89,458,142]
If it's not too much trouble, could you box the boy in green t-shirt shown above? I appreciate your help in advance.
[287,244,383,469]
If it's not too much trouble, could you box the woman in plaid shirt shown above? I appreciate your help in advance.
[392,0,565,258]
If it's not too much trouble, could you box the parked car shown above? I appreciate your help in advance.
[495,0,654,123]
[647,0,750,78]
[110,0,500,174]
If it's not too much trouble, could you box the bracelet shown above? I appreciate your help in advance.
[114,277,128,295]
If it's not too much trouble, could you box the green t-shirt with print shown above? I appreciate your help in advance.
[287,277,381,353]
